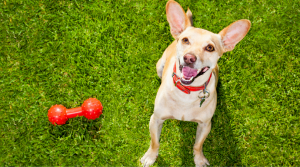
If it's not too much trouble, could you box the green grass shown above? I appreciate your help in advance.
[0,0,299,166]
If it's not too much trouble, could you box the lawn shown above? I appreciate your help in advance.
[0,0,299,166]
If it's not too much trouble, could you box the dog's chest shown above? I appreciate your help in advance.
[165,93,209,121]
[156,85,217,123]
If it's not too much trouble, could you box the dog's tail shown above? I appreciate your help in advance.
[186,8,193,26]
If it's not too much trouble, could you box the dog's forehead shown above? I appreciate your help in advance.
[182,27,217,41]
[180,27,222,49]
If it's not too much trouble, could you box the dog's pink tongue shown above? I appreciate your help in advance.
[182,66,198,79]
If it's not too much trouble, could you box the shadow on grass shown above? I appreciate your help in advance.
[48,118,102,140]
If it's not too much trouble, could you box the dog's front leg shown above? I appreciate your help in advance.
[141,114,164,167]
[193,121,211,167]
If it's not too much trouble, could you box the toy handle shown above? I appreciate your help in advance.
[66,107,83,118]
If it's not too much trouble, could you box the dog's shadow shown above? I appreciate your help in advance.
[156,81,242,166]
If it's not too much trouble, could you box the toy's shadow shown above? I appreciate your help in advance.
[49,118,102,140]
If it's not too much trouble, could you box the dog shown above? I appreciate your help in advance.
[140,0,251,166]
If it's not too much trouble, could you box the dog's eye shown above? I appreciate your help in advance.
[205,44,215,52]
[182,37,189,44]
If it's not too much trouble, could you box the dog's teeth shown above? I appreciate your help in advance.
[181,76,193,82]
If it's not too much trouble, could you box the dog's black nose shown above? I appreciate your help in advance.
[184,54,196,64]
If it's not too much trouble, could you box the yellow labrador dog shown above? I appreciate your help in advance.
[141,0,250,166]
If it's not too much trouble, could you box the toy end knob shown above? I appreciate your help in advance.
[82,98,103,120]
[48,105,68,125]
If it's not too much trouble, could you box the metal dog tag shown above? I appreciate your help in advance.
[198,90,210,107]
[198,81,210,107]
[198,90,210,99]
[200,98,205,107]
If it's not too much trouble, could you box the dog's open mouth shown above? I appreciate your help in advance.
[179,65,210,85]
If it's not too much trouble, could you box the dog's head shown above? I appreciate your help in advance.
[166,0,251,85]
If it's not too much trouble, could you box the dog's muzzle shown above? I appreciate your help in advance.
[179,65,210,85]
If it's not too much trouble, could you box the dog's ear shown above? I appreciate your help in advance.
[186,8,193,27]
[219,19,251,52]
[166,0,192,39]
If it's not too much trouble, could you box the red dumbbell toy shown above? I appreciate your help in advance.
[48,98,103,125]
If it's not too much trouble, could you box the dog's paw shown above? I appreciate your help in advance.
[194,154,210,167]
[140,149,158,167]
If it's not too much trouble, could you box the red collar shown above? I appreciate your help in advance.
[172,63,212,94]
